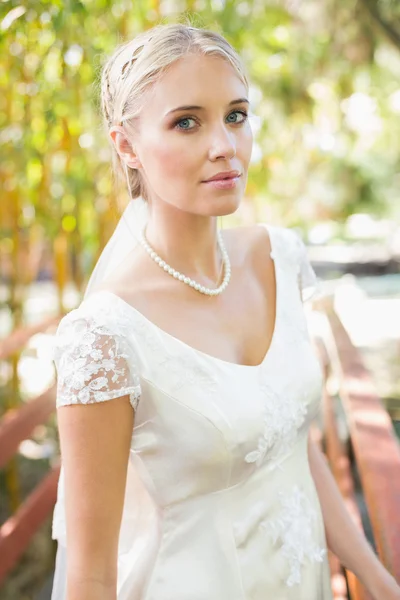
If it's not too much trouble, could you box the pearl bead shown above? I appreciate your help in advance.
[139,227,231,296]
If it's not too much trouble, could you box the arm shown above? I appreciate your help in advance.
[58,394,134,600]
[52,306,141,600]
[295,234,399,598]
[308,435,400,599]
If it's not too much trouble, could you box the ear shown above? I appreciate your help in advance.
[109,126,142,169]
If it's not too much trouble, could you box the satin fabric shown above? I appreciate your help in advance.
[51,224,332,600]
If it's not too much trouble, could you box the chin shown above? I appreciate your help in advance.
[208,196,242,217]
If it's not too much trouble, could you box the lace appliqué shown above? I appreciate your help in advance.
[55,313,141,409]
[245,384,308,468]
[132,317,219,397]
[261,485,326,586]
[159,353,219,394]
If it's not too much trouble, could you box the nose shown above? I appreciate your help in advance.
[208,124,236,161]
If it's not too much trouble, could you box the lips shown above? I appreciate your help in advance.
[203,170,241,182]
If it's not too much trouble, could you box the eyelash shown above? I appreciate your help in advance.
[173,110,249,131]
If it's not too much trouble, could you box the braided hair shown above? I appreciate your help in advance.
[99,24,249,203]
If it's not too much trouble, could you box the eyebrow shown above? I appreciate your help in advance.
[165,98,249,116]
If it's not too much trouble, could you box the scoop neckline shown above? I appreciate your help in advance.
[89,223,280,371]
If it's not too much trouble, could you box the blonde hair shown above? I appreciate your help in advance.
[99,23,249,202]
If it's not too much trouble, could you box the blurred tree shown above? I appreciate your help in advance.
[0,0,399,306]
[361,0,400,50]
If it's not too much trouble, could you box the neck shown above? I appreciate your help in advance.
[144,210,225,285]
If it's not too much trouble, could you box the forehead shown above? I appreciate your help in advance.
[145,54,247,113]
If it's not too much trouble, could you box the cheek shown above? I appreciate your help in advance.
[141,130,197,181]
[240,127,253,163]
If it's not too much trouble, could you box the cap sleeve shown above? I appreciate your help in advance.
[292,230,321,303]
[52,307,141,410]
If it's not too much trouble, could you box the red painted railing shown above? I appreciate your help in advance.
[1,301,400,598]
[313,296,400,599]
[0,317,62,584]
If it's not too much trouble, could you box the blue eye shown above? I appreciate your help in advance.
[173,110,248,131]
[226,110,248,123]
[175,117,197,130]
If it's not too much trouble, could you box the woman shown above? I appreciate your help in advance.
[50,23,400,600]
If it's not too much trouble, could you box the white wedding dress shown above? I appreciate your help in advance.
[50,223,333,600]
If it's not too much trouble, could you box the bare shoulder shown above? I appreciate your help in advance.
[222,223,272,268]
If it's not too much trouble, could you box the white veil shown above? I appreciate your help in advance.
[83,193,149,300]
[51,185,161,600]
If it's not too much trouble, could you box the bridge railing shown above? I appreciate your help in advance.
[313,294,400,599]
[0,317,61,585]
[1,297,399,598]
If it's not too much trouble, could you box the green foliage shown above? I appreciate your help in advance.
[1,0,399,284]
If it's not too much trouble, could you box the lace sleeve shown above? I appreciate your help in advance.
[52,309,141,410]
[292,231,321,303]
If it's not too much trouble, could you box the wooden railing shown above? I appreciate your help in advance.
[0,317,62,584]
[313,295,400,599]
[0,299,400,597]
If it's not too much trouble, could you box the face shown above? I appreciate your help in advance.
[120,53,253,217]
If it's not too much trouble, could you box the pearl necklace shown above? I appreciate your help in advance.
[138,228,231,296]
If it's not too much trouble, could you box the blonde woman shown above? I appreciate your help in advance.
[50,23,400,600]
